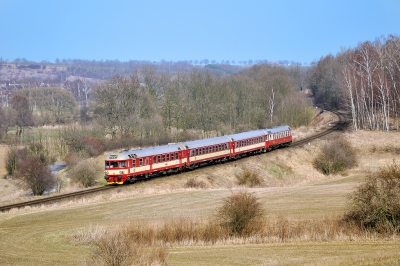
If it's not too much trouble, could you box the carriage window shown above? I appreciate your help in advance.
[131,160,136,167]
[162,154,165,162]
[139,158,143,166]
[119,161,126,167]
[157,155,161,163]
[166,154,170,161]
[171,153,174,160]
[176,152,179,159]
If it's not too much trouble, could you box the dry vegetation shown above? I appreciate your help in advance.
[2,112,400,265]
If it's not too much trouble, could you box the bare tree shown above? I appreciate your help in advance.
[16,156,56,196]
[10,94,34,136]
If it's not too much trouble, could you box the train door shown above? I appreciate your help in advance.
[149,156,153,171]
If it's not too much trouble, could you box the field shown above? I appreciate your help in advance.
[1,114,400,265]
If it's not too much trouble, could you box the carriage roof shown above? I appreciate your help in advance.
[265,125,291,134]
[105,143,185,160]
[182,136,232,149]
[228,129,267,141]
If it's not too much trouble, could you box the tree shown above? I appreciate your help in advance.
[10,94,34,136]
[16,156,56,196]
[17,87,78,124]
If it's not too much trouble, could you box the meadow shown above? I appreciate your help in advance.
[1,119,400,265]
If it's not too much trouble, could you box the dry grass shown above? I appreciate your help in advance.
[2,112,400,265]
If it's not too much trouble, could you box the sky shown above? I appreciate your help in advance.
[0,0,399,65]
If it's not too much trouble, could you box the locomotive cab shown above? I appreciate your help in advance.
[104,157,130,184]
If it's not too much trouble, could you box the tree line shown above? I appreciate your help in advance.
[307,34,400,131]
[91,64,313,142]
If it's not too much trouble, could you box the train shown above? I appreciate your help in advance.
[104,125,292,184]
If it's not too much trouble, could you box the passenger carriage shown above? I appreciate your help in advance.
[182,136,232,168]
[266,125,292,150]
[104,143,186,184]
[229,129,268,158]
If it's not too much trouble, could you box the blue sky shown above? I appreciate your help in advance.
[0,0,399,65]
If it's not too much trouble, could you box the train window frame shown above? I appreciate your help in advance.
[139,158,143,166]
[166,153,170,161]
[162,154,165,162]
[119,161,126,167]
[171,153,174,161]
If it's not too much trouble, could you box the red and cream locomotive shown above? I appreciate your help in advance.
[104,125,292,184]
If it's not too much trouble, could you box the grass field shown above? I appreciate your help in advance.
[1,117,400,265]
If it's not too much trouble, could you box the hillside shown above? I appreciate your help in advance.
[1,111,400,265]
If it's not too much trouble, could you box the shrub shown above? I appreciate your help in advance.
[185,177,207,189]
[80,136,103,157]
[344,161,400,234]
[5,141,56,177]
[236,168,263,187]
[217,191,266,236]
[5,146,19,175]
[27,142,55,164]
[90,228,168,266]
[68,158,102,187]
[91,229,135,266]
[64,152,81,167]
[15,155,56,195]
[313,137,357,175]
[62,126,104,158]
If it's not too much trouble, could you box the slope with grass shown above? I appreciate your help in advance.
[1,112,400,265]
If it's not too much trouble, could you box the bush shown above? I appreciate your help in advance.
[185,177,207,189]
[5,142,55,176]
[91,229,134,266]
[313,137,357,175]
[236,168,263,187]
[64,152,81,167]
[90,228,168,266]
[15,155,56,195]
[344,161,400,234]
[68,158,102,187]
[217,191,266,236]
[5,146,20,175]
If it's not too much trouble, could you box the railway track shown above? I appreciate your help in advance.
[0,109,347,213]
[291,109,347,147]
[0,185,114,213]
